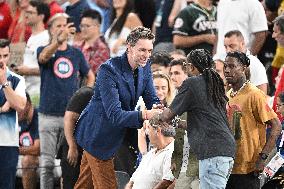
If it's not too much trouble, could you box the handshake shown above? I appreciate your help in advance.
[142,105,185,129]
[141,104,164,121]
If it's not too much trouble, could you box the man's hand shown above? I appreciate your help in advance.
[205,34,217,45]
[254,157,266,175]
[152,103,164,110]
[0,63,7,85]
[1,102,11,113]
[56,30,67,45]
[143,108,163,120]
[13,65,27,75]
[55,23,76,44]
[67,144,79,167]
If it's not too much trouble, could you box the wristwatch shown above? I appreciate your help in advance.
[2,81,9,89]
[259,153,268,160]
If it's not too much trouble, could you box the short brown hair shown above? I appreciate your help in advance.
[0,39,10,50]
[273,14,284,33]
[169,58,187,73]
[126,26,155,46]
[224,30,244,39]
[149,118,175,137]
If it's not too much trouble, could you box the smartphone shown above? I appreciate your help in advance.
[67,17,75,34]
[67,17,74,27]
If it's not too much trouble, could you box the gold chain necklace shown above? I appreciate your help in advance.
[230,80,250,97]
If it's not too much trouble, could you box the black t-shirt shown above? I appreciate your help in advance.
[169,76,236,160]
[59,87,93,161]
[172,3,217,55]
[66,86,94,114]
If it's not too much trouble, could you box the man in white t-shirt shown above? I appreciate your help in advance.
[215,0,268,58]
[224,30,268,94]
[0,39,27,189]
[12,1,50,104]
[125,119,175,189]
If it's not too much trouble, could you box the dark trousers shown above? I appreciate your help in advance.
[226,172,260,189]
[0,146,19,189]
[114,140,138,176]
[60,138,83,189]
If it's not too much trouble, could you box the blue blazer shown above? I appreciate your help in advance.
[75,53,160,160]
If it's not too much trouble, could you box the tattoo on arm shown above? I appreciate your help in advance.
[261,118,282,155]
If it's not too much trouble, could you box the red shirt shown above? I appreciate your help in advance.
[74,36,110,74]
[0,2,12,39]
[49,1,63,18]
[8,8,31,43]
[44,1,63,28]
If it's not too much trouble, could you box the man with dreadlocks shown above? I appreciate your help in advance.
[156,49,236,188]
[224,51,281,189]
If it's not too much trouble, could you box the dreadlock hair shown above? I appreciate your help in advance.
[226,51,250,67]
[226,51,251,80]
[187,49,228,110]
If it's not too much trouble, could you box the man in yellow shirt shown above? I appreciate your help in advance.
[224,51,282,189]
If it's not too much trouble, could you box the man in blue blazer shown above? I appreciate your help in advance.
[74,27,162,189]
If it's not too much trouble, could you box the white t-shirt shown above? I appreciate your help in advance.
[23,30,49,95]
[131,140,175,189]
[0,70,26,147]
[216,0,268,57]
[105,25,131,57]
[180,131,190,173]
[247,50,268,86]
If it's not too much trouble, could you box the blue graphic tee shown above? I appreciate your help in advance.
[37,45,90,116]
